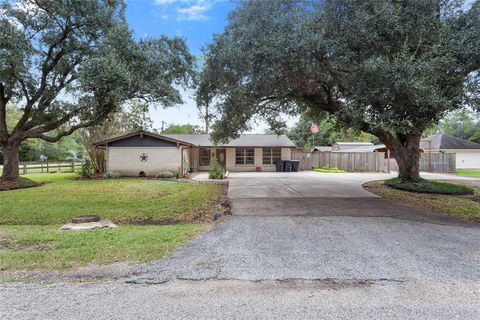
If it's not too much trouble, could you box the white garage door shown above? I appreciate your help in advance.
[456,151,480,169]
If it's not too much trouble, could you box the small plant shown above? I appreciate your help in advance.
[156,171,175,179]
[78,159,95,178]
[174,171,180,179]
[209,157,225,179]
[314,167,346,173]
[103,171,122,179]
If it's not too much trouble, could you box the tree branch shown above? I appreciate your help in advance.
[37,121,96,143]
[0,83,9,143]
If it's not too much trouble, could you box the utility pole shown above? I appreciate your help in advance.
[161,121,166,133]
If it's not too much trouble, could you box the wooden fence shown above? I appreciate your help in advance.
[292,151,385,172]
[18,160,83,175]
[386,153,456,173]
[292,150,456,173]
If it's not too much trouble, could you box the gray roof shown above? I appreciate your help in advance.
[334,142,374,146]
[163,134,296,147]
[312,146,332,152]
[332,144,385,152]
[421,134,480,150]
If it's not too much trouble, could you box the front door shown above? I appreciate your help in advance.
[216,149,226,168]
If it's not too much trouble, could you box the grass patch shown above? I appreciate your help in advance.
[456,169,480,177]
[385,178,474,195]
[0,173,223,225]
[314,167,346,173]
[0,224,202,271]
[0,177,41,191]
[364,181,480,222]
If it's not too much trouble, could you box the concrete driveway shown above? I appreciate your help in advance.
[1,171,479,320]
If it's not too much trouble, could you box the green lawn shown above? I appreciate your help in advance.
[0,224,202,271]
[456,169,480,177]
[364,181,480,222]
[0,173,222,272]
[0,173,222,225]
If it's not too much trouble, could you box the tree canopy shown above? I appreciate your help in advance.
[0,0,194,180]
[288,113,377,150]
[199,0,480,181]
[426,109,480,142]
[163,123,204,134]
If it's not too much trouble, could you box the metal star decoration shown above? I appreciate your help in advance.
[139,153,148,162]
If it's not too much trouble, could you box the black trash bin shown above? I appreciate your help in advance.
[276,160,285,172]
[284,160,293,172]
[291,160,300,172]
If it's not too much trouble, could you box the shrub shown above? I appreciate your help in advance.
[209,157,225,179]
[174,171,180,179]
[78,160,95,178]
[385,178,474,195]
[103,171,122,179]
[314,167,346,173]
[156,171,175,179]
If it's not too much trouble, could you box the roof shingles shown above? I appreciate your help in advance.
[421,134,480,150]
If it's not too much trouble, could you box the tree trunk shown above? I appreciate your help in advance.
[387,134,422,182]
[1,140,21,181]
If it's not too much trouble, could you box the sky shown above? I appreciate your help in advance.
[125,0,296,133]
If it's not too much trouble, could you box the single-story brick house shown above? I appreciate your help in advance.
[94,131,296,176]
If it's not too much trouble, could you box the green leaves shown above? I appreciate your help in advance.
[199,0,480,142]
[1,0,194,143]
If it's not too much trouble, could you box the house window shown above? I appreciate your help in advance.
[262,148,281,165]
[236,148,254,165]
[199,148,211,166]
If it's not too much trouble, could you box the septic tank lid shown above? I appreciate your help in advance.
[71,215,101,223]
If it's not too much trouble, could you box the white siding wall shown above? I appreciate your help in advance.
[445,150,480,169]
[107,147,181,176]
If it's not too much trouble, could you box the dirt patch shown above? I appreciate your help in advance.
[0,178,43,191]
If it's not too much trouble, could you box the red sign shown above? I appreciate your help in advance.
[310,122,319,134]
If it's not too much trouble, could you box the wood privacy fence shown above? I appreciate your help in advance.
[292,150,456,173]
[18,160,83,175]
[386,153,456,173]
[292,151,385,172]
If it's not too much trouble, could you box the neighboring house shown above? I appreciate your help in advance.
[93,131,296,176]
[312,146,332,152]
[332,142,374,151]
[421,134,480,169]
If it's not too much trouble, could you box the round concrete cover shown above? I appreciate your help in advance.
[72,215,101,223]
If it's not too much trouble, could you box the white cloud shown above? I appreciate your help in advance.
[153,0,220,22]
[154,0,184,5]
[177,2,212,21]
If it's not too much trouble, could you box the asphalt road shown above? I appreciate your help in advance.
[1,172,479,320]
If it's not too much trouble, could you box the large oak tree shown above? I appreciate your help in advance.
[199,0,480,182]
[0,0,193,180]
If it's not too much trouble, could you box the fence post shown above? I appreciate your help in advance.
[58,161,61,172]
[22,162,27,175]
[47,161,49,173]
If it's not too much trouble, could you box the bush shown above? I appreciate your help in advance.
[174,171,180,179]
[209,158,225,179]
[78,160,94,178]
[314,167,346,173]
[103,171,122,179]
[385,178,474,195]
[156,171,175,179]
